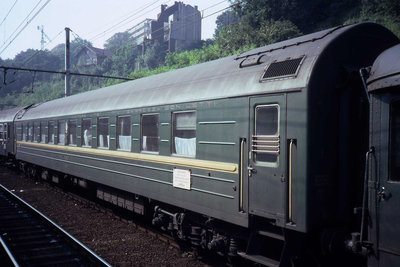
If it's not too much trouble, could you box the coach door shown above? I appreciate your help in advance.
[371,95,400,265]
[249,95,287,223]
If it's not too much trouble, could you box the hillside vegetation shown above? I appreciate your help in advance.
[0,0,399,109]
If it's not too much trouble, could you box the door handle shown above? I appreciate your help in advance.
[248,165,256,177]
[377,186,391,201]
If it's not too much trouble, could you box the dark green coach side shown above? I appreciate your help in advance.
[0,106,27,158]
[13,23,399,264]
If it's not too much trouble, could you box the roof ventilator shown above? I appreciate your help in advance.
[240,54,268,68]
[261,56,304,81]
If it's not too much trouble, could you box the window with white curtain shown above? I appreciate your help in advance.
[48,121,55,143]
[3,124,7,140]
[82,119,92,147]
[28,124,33,142]
[40,122,46,143]
[68,120,77,145]
[172,111,196,157]
[98,118,109,149]
[117,116,131,151]
[33,124,38,142]
[141,114,159,152]
[58,120,66,145]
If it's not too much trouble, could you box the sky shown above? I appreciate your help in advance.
[0,0,230,60]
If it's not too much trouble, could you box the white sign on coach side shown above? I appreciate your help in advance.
[173,169,191,190]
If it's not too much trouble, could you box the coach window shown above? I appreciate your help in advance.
[82,119,92,147]
[48,121,55,143]
[33,124,38,142]
[117,116,131,151]
[3,123,10,140]
[58,120,66,145]
[141,114,159,152]
[68,120,77,146]
[98,118,109,149]
[254,105,279,163]
[0,124,3,141]
[28,124,33,142]
[40,122,46,143]
[22,125,26,141]
[17,125,21,141]
[172,111,196,157]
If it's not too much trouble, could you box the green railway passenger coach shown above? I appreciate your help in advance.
[0,106,29,158]
[366,44,400,267]
[2,23,399,266]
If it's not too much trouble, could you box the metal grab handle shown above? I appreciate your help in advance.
[247,165,256,177]
[377,186,391,201]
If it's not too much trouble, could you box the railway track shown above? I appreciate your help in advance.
[0,183,110,267]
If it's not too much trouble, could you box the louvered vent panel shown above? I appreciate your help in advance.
[262,57,303,80]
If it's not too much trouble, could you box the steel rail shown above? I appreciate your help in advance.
[0,183,111,266]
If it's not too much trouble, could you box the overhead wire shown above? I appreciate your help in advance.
[144,0,235,45]
[87,0,230,46]
[0,0,44,50]
[0,0,18,28]
[0,0,52,57]
[88,0,169,42]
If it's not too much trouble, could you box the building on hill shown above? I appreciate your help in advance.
[127,1,201,53]
[76,47,113,66]
[128,19,154,46]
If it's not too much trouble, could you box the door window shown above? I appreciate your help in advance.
[253,105,280,163]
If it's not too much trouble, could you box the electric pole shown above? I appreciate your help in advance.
[65,27,71,97]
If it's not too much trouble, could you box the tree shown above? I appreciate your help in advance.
[215,19,301,55]
[101,42,140,76]
[104,32,132,52]
[139,41,167,70]
[214,10,240,36]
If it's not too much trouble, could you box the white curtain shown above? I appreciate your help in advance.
[142,136,147,151]
[59,133,65,144]
[83,130,89,146]
[99,134,109,148]
[99,134,104,147]
[118,135,131,150]
[174,137,196,156]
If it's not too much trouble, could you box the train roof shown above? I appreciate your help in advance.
[367,44,400,92]
[17,23,398,121]
[0,106,27,123]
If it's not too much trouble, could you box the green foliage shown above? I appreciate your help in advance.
[215,19,301,55]
[357,0,400,37]
[139,41,167,70]
[165,44,221,68]
[215,10,240,36]
[104,32,132,52]
[101,42,140,76]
